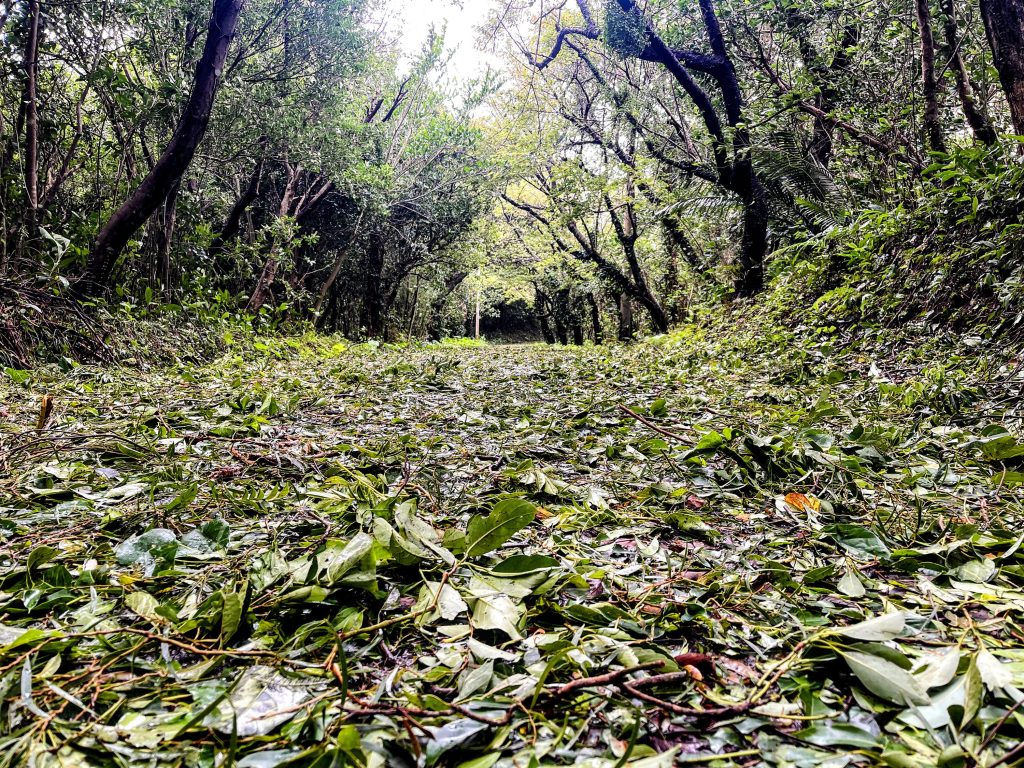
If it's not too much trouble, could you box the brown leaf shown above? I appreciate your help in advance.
[36,395,53,430]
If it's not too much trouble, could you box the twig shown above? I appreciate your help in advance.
[617,404,690,443]
[622,681,754,719]
[338,568,453,641]
[81,629,283,659]
[552,661,665,696]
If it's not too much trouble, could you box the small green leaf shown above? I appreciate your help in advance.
[27,546,59,573]
[835,612,905,641]
[841,650,929,705]
[466,498,536,557]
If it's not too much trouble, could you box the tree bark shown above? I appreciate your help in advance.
[601,196,670,332]
[313,210,366,322]
[210,151,266,265]
[915,0,947,152]
[154,180,181,291]
[939,0,997,144]
[570,304,585,346]
[246,168,301,313]
[736,182,769,298]
[22,0,41,238]
[979,0,1024,135]
[588,293,603,345]
[361,242,385,338]
[618,292,635,341]
[533,287,557,344]
[84,0,244,290]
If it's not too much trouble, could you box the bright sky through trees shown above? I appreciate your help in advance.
[392,0,499,82]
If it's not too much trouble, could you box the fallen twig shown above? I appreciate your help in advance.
[616,404,690,443]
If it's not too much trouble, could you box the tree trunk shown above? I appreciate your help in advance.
[618,292,635,342]
[552,290,570,345]
[84,0,244,290]
[588,293,603,345]
[735,175,768,298]
[980,0,1024,135]
[247,168,300,313]
[534,288,556,344]
[247,250,278,313]
[571,305,585,346]
[21,0,41,246]
[314,215,366,323]
[915,0,947,152]
[426,271,469,339]
[361,243,385,338]
[602,198,670,333]
[154,180,181,291]
[210,152,266,267]
[782,9,859,168]
[940,0,997,144]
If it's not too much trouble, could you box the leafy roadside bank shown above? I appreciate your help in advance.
[0,323,1023,767]
[766,144,1024,340]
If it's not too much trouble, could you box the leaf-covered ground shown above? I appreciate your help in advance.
[1,326,1023,768]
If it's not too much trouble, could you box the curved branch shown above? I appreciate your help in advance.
[530,0,600,69]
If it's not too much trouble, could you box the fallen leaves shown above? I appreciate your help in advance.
[0,330,1021,766]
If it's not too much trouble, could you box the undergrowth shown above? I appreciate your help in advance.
[767,140,1024,339]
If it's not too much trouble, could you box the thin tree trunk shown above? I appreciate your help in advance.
[979,0,1024,135]
[210,152,266,265]
[939,0,997,144]
[534,288,556,344]
[407,276,421,341]
[84,0,244,290]
[588,293,603,345]
[601,200,670,332]
[361,242,385,338]
[571,300,584,345]
[247,262,277,314]
[155,180,180,291]
[618,293,634,341]
[313,212,366,322]
[915,0,947,152]
[247,164,300,312]
[22,0,40,241]
[426,270,469,339]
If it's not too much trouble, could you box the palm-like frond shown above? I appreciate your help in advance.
[753,131,852,231]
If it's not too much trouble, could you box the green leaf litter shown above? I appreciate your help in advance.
[0,328,1022,767]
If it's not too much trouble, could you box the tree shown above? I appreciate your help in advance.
[518,0,769,296]
[21,0,40,239]
[940,0,997,144]
[84,0,244,290]
[979,0,1024,135]
[915,0,947,152]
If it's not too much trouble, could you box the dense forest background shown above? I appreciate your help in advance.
[0,0,1023,361]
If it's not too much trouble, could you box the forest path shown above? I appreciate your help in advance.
[0,337,1021,765]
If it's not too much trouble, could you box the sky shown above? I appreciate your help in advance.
[388,0,503,83]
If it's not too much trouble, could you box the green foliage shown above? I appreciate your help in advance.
[768,141,1024,336]
[604,1,647,58]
